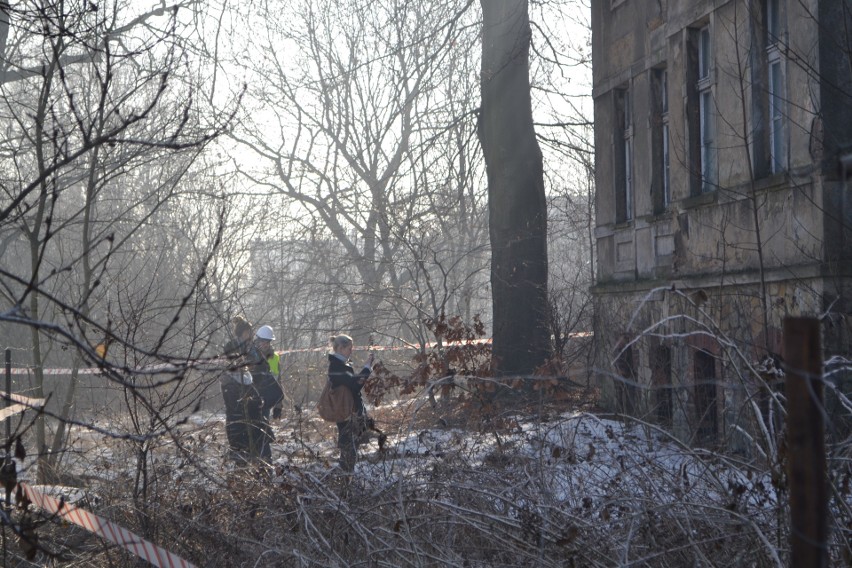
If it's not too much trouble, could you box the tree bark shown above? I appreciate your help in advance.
[479,0,550,376]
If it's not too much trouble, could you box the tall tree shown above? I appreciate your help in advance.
[228,0,483,344]
[479,0,550,375]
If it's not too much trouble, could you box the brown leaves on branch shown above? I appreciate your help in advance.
[362,313,491,406]
[363,312,586,411]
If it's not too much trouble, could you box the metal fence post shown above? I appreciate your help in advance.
[4,349,9,442]
[784,316,827,568]
[2,348,9,565]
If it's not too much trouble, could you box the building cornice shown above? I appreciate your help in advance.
[591,260,852,296]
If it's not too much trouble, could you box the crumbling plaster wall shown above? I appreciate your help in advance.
[593,278,825,446]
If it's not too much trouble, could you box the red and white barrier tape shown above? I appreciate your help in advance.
[0,394,45,421]
[19,482,196,568]
[3,393,45,407]
[2,342,484,375]
[0,404,29,421]
[5,333,588,376]
[7,367,106,375]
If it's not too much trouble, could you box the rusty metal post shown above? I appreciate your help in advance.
[4,349,9,442]
[784,317,827,568]
[2,348,8,565]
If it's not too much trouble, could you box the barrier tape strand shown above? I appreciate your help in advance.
[19,483,196,568]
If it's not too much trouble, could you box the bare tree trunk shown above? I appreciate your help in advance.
[30,46,60,484]
[479,0,550,376]
[46,126,104,473]
[28,286,47,482]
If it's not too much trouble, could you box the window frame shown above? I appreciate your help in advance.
[765,0,786,174]
[614,86,633,223]
[623,88,633,221]
[652,67,671,213]
[694,349,719,444]
[662,70,670,207]
[697,25,715,193]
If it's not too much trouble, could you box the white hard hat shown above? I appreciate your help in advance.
[255,325,275,341]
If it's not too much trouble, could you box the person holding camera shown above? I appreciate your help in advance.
[328,334,375,472]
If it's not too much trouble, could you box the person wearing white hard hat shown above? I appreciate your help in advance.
[221,316,266,463]
[255,325,275,342]
[262,329,286,419]
[251,325,285,423]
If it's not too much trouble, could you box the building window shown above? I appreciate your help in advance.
[766,0,786,173]
[698,26,715,192]
[752,0,786,177]
[651,345,673,426]
[652,67,670,213]
[687,25,715,195]
[615,346,636,415]
[614,334,639,415]
[694,349,718,445]
[614,87,633,222]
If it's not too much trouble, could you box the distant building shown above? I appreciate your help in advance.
[247,237,345,351]
[591,0,852,448]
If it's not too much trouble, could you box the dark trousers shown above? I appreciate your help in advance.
[254,372,284,420]
[221,380,272,460]
[336,415,366,472]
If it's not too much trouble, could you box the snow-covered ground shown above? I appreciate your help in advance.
[12,398,837,566]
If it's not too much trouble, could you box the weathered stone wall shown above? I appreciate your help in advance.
[593,277,828,449]
[591,0,851,449]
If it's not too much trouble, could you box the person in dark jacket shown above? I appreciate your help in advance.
[251,325,285,421]
[222,316,271,462]
[328,334,374,472]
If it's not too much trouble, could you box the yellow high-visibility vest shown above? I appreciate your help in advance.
[268,352,280,376]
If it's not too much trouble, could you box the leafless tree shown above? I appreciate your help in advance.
[227,0,485,346]
[0,0,236,484]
